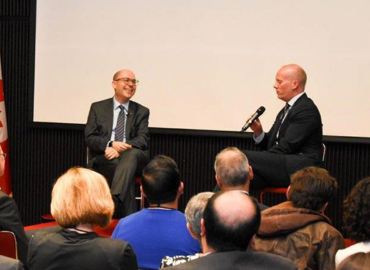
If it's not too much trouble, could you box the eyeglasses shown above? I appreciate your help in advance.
[0,153,6,158]
[114,77,139,85]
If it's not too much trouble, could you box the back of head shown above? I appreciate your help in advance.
[214,147,249,187]
[343,177,370,242]
[141,155,181,205]
[51,167,114,228]
[185,192,214,240]
[337,252,370,270]
[288,167,337,211]
[203,190,260,252]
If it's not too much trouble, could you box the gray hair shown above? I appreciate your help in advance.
[185,192,214,239]
[214,147,249,187]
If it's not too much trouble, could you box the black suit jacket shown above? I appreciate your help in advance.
[85,98,150,164]
[28,229,138,270]
[0,191,29,266]
[168,251,297,270]
[258,93,323,174]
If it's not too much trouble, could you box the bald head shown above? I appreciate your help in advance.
[274,63,307,102]
[203,190,261,252]
[214,147,250,188]
[279,64,307,89]
[214,190,256,226]
[113,69,135,81]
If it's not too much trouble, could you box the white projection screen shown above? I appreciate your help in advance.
[34,0,370,138]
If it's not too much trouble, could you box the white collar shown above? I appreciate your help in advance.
[287,92,305,107]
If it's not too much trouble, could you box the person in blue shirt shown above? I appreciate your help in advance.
[112,155,200,270]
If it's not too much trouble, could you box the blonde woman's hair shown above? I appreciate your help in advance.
[51,167,114,228]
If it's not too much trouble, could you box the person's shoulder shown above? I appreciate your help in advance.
[129,100,149,112]
[312,220,343,236]
[170,251,297,270]
[93,234,131,248]
[163,209,187,222]
[29,230,62,248]
[114,210,145,229]
[248,251,298,269]
[295,93,319,109]
[91,98,112,107]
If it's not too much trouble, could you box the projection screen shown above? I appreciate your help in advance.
[34,0,370,138]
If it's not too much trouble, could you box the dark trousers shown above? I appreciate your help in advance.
[93,148,149,216]
[243,150,290,190]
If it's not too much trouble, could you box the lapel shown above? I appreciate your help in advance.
[104,99,114,139]
[125,101,136,140]
[267,93,308,148]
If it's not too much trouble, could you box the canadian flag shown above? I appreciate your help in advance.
[0,48,12,195]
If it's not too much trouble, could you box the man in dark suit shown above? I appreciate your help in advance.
[0,146,28,266]
[213,147,268,211]
[244,64,322,189]
[85,69,149,216]
[169,190,297,270]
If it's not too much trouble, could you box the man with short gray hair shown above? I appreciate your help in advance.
[214,147,267,211]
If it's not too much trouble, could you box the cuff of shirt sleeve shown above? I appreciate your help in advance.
[253,132,265,144]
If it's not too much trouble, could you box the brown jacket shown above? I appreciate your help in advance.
[249,201,344,270]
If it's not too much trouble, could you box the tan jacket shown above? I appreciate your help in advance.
[249,201,344,270]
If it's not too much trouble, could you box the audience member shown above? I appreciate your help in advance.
[335,177,370,267]
[250,167,344,270]
[160,192,214,268]
[27,167,138,270]
[336,252,370,270]
[0,146,29,266]
[112,155,200,270]
[169,191,298,270]
[85,69,149,216]
[213,147,268,211]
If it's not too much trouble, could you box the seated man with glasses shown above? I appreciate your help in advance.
[85,69,150,217]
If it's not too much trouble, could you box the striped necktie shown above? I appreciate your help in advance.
[115,105,126,141]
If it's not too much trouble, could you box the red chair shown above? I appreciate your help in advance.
[0,231,18,260]
[259,187,288,205]
[344,238,356,248]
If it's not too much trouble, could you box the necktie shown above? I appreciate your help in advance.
[275,103,290,144]
[115,105,126,142]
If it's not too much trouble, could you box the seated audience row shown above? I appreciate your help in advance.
[2,145,370,270]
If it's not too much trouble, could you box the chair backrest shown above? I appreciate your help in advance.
[0,231,18,259]
[322,143,326,162]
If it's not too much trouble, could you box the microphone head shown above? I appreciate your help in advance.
[257,106,266,115]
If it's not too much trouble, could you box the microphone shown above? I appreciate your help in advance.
[240,106,266,132]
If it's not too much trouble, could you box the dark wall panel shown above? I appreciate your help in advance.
[1,0,370,235]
